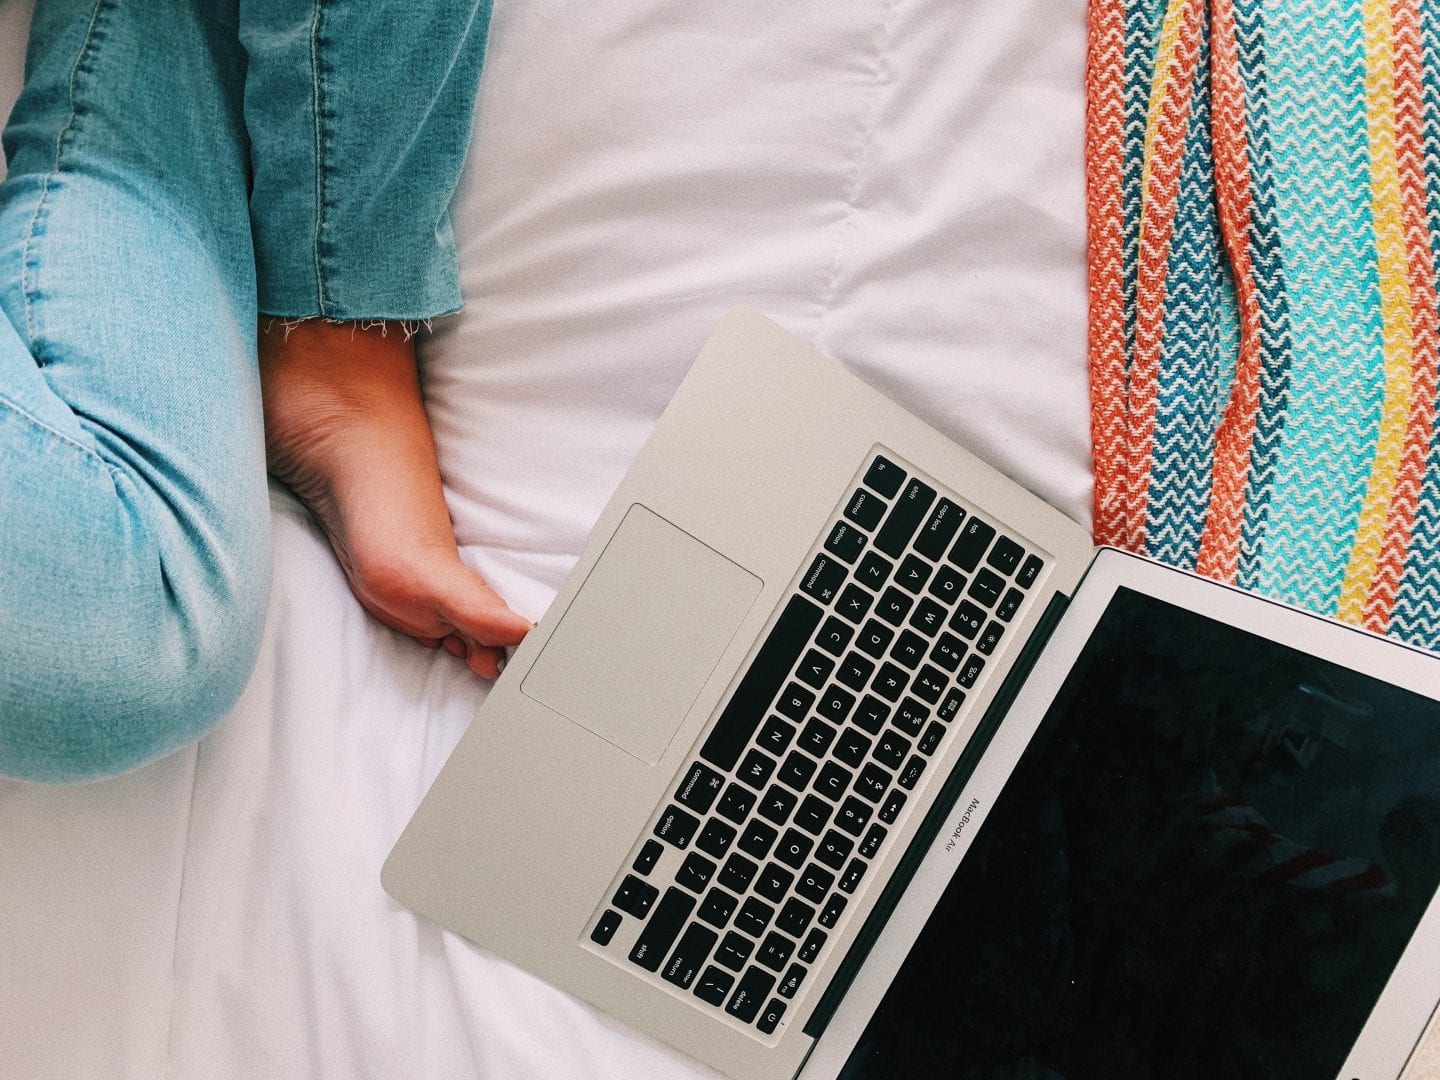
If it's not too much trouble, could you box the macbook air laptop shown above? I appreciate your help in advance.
[383,310,1440,1079]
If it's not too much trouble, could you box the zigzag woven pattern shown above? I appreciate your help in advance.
[1087,0,1440,650]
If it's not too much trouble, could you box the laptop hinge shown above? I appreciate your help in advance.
[800,587,1072,1041]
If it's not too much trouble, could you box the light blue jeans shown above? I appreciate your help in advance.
[0,0,489,782]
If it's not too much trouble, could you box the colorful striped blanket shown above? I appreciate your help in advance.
[1086,0,1440,651]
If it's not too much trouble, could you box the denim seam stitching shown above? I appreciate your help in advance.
[0,391,117,475]
[19,0,114,362]
[309,0,330,316]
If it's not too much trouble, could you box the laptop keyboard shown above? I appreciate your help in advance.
[584,450,1046,1039]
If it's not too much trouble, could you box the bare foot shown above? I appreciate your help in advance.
[258,319,530,677]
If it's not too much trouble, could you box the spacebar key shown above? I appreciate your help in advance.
[629,888,696,972]
[699,594,823,771]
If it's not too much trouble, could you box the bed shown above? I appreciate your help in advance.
[3,0,1378,1075]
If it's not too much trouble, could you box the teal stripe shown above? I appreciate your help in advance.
[1242,0,1383,617]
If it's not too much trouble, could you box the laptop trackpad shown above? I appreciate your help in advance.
[521,505,763,765]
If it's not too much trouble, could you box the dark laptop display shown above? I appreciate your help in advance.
[841,588,1440,1079]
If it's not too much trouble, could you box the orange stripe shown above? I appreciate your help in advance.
[1196,0,1263,582]
[1087,0,1132,546]
[1365,0,1440,631]
[1129,0,1207,552]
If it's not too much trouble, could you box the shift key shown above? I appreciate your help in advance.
[629,888,697,972]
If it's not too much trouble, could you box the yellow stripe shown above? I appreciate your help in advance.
[1140,0,1191,200]
[1340,0,1416,623]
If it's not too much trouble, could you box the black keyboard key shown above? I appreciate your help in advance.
[898,755,926,790]
[717,784,756,823]
[873,730,910,770]
[928,564,967,605]
[727,967,777,1024]
[798,928,827,964]
[816,616,854,655]
[741,817,780,858]
[863,455,906,498]
[797,649,835,689]
[854,763,890,803]
[997,587,1024,622]
[662,922,718,990]
[851,695,890,734]
[796,863,835,905]
[836,797,873,836]
[754,789,800,829]
[720,853,759,894]
[794,795,833,835]
[654,805,700,849]
[875,587,913,626]
[918,721,945,756]
[968,568,1005,608]
[912,665,946,705]
[629,888,696,971]
[716,931,754,971]
[777,897,816,938]
[755,863,794,903]
[800,717,838,757]
[894,554,933,594]
[875,478,936,557]
[824,520,868,564]
[855,620,894,659]
[949,518,996,572]
[800,553,847,606]
[592,909,622,946]
[819,893,848,929]
[757,998,787,1035]
[977,620,1004,655]
[694,822,735,866]
[814,762,853,801]
[778,752,818,792]
[834,655,873,694]
[959,654,985,688]
[738,749,777,790]
[909,598,947,636]
[819,681,858,722]
[889,629,928,669]
[879,790,907,824]
[855,551,893,591]
[675,762,726,815]
[844,487,886,531]
[777,963,808,1000]
[1017,554,1043,588]
[756,931,795,972]
[950,600,985,639]
[833,727,871,768]
[677,853,716,893]
[915,498,964,560]
[931,632,965,672]
[838,859,867,894]
[872,662,908,702]
[701,595,821,770]
[633,839,663,875]
[938,687,966,721]
[694,966,735,1006]
[776,683,814,723]
[836,584,874,624]
[757,715,797,756]
[775,828,814,869]
[858,823,887,860]
[735,897,775,937]
[892,698,929,736]
[987,536,1024,575]
[699,888,739,929]
[817,829,854,869]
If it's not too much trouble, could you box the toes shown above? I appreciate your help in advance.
[464,644,507,680]
[439,562,534,647]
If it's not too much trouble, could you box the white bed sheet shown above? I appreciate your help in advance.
[0,0,1096,1076]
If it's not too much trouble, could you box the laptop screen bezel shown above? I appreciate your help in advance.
[797,547,1440,1080]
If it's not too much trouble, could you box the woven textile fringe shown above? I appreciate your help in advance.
[1087,0,1440,650]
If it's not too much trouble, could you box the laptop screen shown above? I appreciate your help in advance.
[839,587,1440,1079]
